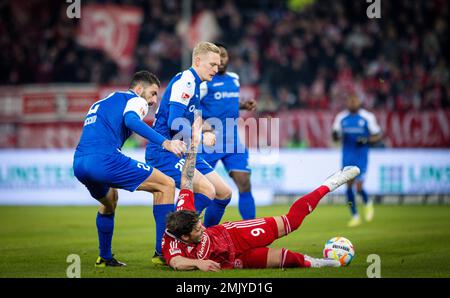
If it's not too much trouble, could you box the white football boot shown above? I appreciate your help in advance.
[323,166,360,192]
[304,255,341,268]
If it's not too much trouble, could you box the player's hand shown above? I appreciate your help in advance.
[196,260,221,272]
[202,131,216,147]
[240,99,257,111]
[356,137,368,146]
[163,140,187,157]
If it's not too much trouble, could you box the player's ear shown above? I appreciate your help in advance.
[193,55,201,67]
[134,84,144,97]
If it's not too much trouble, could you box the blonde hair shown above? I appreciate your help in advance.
[192,41,220,60]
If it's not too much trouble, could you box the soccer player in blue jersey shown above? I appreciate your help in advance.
[145,42,233,263]
[332,93,382,227]
[73,71,187,267]
[199,43,257,220]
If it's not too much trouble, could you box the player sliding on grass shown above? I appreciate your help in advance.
[161,111,360,271]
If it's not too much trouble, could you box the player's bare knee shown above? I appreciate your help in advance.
[202,184,216,199]
[217,184,232,200]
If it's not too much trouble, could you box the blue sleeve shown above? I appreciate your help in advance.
[124,112,166,146]
[168,102,191,137]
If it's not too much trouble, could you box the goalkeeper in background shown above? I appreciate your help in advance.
[332,93,382,227]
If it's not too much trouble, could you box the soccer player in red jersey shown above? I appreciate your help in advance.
[162,111,360,271]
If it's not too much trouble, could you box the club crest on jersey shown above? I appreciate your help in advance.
[358,119,365,127]
[169,241,182,255]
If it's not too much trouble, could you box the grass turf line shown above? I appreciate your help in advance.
[0,205,449,278]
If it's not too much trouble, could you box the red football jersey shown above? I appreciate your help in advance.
[162,225,237,269]
[162,217,278,269]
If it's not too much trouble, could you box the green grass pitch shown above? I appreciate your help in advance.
[1,204,449,278]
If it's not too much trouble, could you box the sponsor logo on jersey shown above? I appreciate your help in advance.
[214,91,239,100]
[181,92,191,99]
[196,232,211,259]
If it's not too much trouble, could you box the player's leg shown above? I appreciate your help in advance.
[94,188,126,267]
[225,150,254,220]
[203,167,233,227]
[346,180,361,227]
[355,174,374,222]
[136,167,176,260]
[230,171,255,220]
[238,247,339,269]
[73,155,126,267]
[280,166,361,236]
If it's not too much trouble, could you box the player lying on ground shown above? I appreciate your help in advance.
[161,113,360,271]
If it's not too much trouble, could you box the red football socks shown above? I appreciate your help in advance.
[283,185,329,233]
[280,249,308,268]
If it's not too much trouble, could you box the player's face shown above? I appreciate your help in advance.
[347,95,361,113]
[197,52,220,82]
[140,84,159,106]
[218,47,229,74]
[188,221,205,244]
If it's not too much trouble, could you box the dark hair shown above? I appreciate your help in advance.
[166,210,200,238]
[129,71,160,89]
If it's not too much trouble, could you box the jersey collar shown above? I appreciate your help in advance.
[128,89,139,97]
[165,229,190,244]
[189,67,202,84]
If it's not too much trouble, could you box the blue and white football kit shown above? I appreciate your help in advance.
[332,109,380,181]
[73,89,169,259]
[74,90,165,198]
[145,67,230,227]
[332,108,381,217]
[145,67,214,186]
[199,72,255,219]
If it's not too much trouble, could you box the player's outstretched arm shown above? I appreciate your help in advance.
[123,112,187,157]
[170,256,221,272]
[180,110,202,191]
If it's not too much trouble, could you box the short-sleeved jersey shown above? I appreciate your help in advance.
[162,225,237,269]
[162,217,278,269]
[199,72,241,150]
[332,108,381,165]
[75,90,148,157]
[148,68,201,149]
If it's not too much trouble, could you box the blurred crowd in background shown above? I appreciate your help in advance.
[1,0,449,113]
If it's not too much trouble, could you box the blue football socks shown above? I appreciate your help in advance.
[239,191,256,220]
